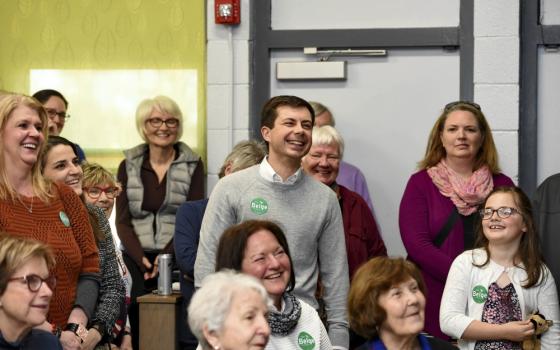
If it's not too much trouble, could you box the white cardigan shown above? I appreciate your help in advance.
[440,249,560,350]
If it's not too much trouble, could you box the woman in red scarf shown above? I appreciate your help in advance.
[399,101,514,340]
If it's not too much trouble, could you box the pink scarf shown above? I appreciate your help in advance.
[427,160,494,215]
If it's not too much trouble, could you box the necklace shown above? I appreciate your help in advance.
[18,195,34,213]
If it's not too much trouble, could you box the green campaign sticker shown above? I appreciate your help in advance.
[59,211,71,227]
[472,285,488,304]
[250,198,268,215]
[298,331,316,350]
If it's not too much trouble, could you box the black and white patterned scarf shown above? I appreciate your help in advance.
[268,293,302,336]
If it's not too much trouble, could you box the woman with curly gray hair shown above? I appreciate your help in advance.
[188,270,270,350]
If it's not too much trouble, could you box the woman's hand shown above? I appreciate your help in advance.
[501,320,534,342]
[142,255,159,280]
[81,327,102,350]
[59,330,82,350]
[120,333,133,350]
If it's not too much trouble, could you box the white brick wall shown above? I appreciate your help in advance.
[493,132,519,184]
[206,0,252,195]
[474,37,519,83]
[474,84,519,130]
[474,0,518,36]
[474,0,520,183]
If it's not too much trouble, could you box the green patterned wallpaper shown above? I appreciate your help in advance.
[0,0,206,165]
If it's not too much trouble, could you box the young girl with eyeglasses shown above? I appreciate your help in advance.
[440,186,560,349]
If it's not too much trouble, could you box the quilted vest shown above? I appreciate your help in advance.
[125,142,200,250]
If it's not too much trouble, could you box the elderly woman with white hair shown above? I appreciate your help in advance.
[302,125,387,279]
[188,270,271,350]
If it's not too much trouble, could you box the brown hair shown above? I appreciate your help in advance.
[0,234,56,295]
[348,257,426,340]
[41,136,104,242]
[216,220,296,293]
[0,94,52,202]
[474,186,545,288]
[418,102,501,173]
[260,95,315,129]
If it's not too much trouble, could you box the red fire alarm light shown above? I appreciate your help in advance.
[215,0,240,25]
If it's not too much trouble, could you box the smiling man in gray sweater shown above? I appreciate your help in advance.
[194,95,349,349]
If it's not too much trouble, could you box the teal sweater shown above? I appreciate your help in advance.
[195,165,349,349]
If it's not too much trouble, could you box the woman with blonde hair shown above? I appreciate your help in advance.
[116,95,204,348]
[82,163,122,218]
[399,101,514,339]
[82,162,133,350]
[0,94,99,350]
[0,234,61,349]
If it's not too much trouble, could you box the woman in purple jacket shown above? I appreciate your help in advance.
[399,101,514,340]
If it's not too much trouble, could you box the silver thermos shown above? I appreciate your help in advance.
[157,254,173,295]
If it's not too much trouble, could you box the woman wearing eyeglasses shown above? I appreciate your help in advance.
[32,89,86,161]
[0,235,62,349]
[82,162,133,350]
[399,101,514,340]
[116,95,204,349]
[82,163,122,219]
[42,136,125,350]
[440,186,560,349]
[0,94,100,350]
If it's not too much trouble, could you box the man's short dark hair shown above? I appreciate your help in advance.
[260,95,315,129]
[32,89,68,108]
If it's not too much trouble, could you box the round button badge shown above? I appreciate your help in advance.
[59,211,71,227]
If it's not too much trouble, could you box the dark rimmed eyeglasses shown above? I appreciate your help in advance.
[444,101,481,112]
[83,186,120,199]
[45,108,70,120]
[146,118,179,128]
[479,207,519,220]
[8,274,57,292]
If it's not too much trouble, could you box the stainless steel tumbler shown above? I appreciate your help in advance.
[157,254,173,295]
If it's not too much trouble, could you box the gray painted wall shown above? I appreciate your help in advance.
[537,47,560,183]
[536,1,560,184]
[541,0,560,25]
[271,0,459,29]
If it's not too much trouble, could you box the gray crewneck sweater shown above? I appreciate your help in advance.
[194,165,349,349]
